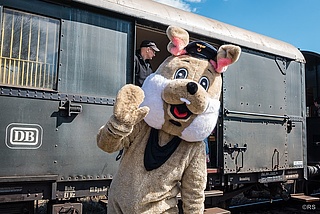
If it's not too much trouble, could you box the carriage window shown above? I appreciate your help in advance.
[0,8,59,90]
[57,10,132,98]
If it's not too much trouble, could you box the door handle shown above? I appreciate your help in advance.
[58,100,82,117]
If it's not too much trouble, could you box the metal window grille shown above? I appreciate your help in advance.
[0,8,60,90]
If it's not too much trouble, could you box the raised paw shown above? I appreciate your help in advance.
[114,84,149,126]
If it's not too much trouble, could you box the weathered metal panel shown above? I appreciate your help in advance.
[0,96,119,180]
[222,49,288,174]
[223,120,287,174]
[0,97,57,176]
[58,9,132,97]
[223,49,286,116]
[286,61,306,171]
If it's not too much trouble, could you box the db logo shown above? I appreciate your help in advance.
[6,123,43,149]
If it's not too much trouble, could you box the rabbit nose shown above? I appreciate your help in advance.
[187,82,198,95]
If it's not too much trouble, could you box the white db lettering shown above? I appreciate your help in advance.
[6,124,43,149]
[13,130,35,142]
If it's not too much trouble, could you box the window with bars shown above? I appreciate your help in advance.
[0,8,60,90]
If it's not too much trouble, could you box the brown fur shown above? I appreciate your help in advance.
[97,26,241,213]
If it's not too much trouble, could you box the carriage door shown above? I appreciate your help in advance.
[222,49,290,179]
[53,8,133,182]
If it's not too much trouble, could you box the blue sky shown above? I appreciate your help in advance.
[153,0,320,54]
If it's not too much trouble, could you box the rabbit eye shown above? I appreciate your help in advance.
[174,68,188,79]
[199,76,209,91]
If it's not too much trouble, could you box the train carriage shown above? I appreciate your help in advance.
[0,0,306,212]
[302,50,320,195]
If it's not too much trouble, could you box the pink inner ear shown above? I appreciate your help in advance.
[172,37,185,49]
[170,47,187,56]
[210,59,217,69]
[216,58,232,73]
[170,37,187,56]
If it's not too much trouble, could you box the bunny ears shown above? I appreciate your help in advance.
[166,26,241,73]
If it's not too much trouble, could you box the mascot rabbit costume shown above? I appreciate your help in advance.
[97,26,241,213]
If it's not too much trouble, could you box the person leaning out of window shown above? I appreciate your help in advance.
[134,40,160,87]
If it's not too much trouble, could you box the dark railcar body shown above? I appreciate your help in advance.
[0,0,306,212]
[0,0,130,205]
[303,51,320,182]
[221,49,305,180]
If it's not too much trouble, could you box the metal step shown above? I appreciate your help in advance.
[207,168,219,174]
[204,207,230,214]
[177,190,223,199]
[205,190,223,197]
[291,193,320,202]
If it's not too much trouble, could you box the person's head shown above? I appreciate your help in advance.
[139,40,160,60]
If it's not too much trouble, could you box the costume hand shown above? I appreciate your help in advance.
[114,84,149,126]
